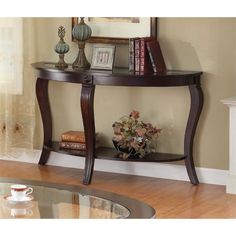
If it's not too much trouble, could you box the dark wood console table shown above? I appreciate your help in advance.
[32,62,203,185]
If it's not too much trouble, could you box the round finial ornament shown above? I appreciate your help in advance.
[72,17,92,41]
[72,17,92,69]
[54,26,70,68]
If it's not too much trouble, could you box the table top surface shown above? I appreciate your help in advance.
[32,62,202,87]
[32,61,202,76]
[0,177,155,219]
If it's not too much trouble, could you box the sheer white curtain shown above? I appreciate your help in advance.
[0,18,36,159]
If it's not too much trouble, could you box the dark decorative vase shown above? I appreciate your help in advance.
[112,140,144,159]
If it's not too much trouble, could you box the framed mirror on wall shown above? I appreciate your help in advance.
[72,17,157,44]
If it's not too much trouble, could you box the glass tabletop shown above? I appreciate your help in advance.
[0,178,155,219]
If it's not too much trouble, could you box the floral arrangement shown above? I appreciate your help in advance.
[112,110,161,159]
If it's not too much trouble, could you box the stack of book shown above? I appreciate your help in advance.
[129,37,167,73]
[59,130,86,151]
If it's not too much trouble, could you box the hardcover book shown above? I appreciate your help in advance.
[134,38,141,72]
[146,40,167,73]
[61,130,85,143]
[59,141,86,150]
[139,37,155,73]
[129,38,135,71]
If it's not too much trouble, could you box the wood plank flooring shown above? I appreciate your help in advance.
[0,159,236,218]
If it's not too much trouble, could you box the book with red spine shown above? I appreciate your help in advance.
[146,40,167,73]
[134,38,141,72]
[139,37,155,73]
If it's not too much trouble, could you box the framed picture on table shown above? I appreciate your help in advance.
[90,44,116,70]
[72,17,157,44]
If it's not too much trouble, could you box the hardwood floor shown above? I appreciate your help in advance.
[0,159,236,218]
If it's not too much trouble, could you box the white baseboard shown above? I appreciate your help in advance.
[0,149,228,186]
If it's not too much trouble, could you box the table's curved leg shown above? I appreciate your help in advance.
[80,77,95,185]
[36,78,52,165]
[184,82,203,185]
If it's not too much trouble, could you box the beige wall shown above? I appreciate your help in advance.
[34,17,236,170]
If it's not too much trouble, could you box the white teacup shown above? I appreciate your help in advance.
[11,184,33,201]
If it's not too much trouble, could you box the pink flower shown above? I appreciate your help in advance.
[130,110,139,120]
[136,127,146,136]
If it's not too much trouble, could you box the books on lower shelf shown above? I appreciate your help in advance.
[60,130,86,151]
[129,37,166,73]
[59,130,98,151]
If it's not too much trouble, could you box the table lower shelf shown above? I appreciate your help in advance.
[44,141,186,163]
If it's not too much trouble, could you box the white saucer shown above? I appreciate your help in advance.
[4,195,34,204]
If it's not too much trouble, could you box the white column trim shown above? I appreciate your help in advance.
[222,96,236,194]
